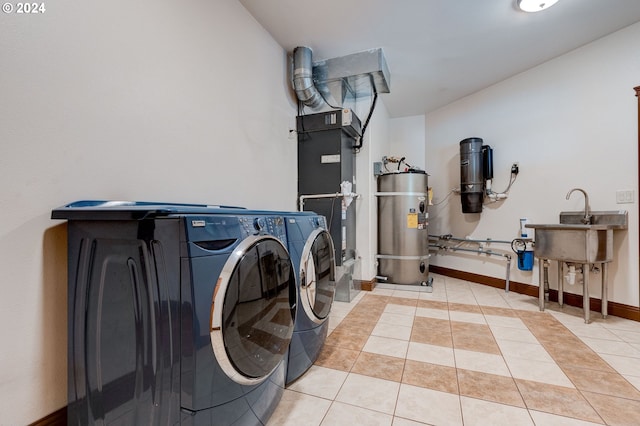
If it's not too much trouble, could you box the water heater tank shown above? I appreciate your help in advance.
[376,171,430,286]
[460,137,484,213]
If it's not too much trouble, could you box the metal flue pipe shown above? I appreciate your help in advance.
[292,46,326,109]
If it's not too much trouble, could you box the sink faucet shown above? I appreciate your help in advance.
[566,188,591,224]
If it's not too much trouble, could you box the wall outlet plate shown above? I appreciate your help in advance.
[616,189,635,204]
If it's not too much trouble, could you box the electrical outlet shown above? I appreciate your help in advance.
[511,162,519,175]
[616,190,635,204]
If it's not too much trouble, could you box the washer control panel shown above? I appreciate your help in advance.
[238,215,287,244]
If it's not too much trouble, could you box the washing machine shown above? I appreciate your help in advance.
[213,209,336,384]
[280,212,336,384]
[52,201,296,426]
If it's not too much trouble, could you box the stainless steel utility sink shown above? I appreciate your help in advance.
[526,223,613,264]
[526,211,627,263]
[525,210,627,323]
[558,210,628,229]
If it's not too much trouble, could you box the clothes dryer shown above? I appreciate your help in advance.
[52,201,296,426]
[226,210,336,384]
[281,213,336,384]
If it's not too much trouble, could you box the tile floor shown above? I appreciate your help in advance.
[268,274,640,426]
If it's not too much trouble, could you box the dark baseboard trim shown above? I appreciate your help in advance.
[356,278,376,291]
[29,406,66,426]
[430,265,640,322]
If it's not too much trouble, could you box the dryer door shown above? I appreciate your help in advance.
[210,235,296,385]
[300,229,336,324]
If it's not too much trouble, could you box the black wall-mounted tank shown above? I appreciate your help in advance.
[459,137,485,213]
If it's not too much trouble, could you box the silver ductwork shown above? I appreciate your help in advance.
[292,46,390,111]
[292,47,326,109]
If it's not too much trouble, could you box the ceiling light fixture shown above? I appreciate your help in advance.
[517,0,559,12]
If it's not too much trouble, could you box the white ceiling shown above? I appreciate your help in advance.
[239,0,640,118]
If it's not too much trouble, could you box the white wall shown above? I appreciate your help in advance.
[426,22,640,308]
[355,100,391,281]
[389,115,426,170]
[0,1,297,424]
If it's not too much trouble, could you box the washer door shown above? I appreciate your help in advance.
[299,229,336,324]
[210,235,296,385]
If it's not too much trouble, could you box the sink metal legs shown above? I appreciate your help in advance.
[538,259,545,311]
[538,259,609,324]
[602,263,608,319]
[557,261,563,308]
[583,263,590,323]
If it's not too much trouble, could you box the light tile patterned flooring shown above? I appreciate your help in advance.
[268,274,640,426]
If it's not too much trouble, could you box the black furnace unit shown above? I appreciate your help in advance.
[297,109,361,293]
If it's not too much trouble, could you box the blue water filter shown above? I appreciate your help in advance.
[512,236,534,271]
[518,249,534,271]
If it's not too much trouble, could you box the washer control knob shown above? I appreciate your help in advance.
[254,217,265,231]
